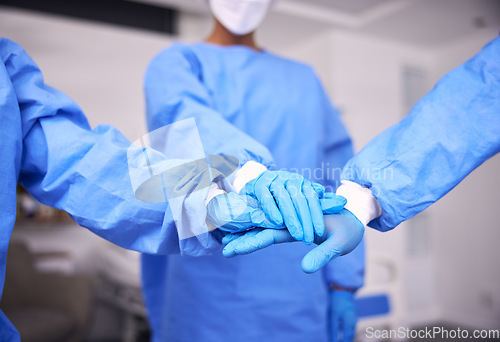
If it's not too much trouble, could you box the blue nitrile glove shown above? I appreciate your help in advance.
[222,209,364,273]
[241,170,326,244]
[207,192,346,234]
[321,192,348,214]
[206,192,281,233]
[330,290,357,342]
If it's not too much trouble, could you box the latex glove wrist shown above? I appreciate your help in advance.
[335,180,382,226]
[232,161,268,194]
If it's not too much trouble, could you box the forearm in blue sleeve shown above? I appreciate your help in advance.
[4,38,219,256]
[145,45,274,170]
[342,35,500,232]
[324,239,365,290]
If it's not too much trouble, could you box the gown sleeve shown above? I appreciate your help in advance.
[2,38,218,256]
[144,44,274,171]
[341,35,500,232]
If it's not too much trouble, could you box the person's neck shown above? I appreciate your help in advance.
[204,20,260,51]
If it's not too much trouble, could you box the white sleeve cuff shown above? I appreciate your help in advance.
[336,180,382,226]
[232,161,268,194]
[205,182,227,205]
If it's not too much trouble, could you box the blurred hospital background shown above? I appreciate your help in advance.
[1,0,499,341]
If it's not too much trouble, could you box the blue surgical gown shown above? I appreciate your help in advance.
[342,35,500,232]
[0,38,201,340]
[143,42,365,342]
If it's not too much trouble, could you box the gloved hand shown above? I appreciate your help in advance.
[330,290,357,342]
[206,192,281,233]
[222,209,364,273]
[207,192,347,234]
[241,170,326,244]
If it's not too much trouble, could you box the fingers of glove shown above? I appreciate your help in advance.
[302,180,325,238]
[301,241,342,273]
[222,229,263,257]
[216,209,255,232]
[250,209,285,229]
[228,229,296,256]
[321,195,347,215]
[217,223,247,233]
[269,180,304,241]
[221,232,244,245]
[284,179,314,244]
[253,175,283,226]
[311,182,325,197]
[324,211,365,254]
[244,196,285,228]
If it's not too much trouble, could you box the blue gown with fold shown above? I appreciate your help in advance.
[143,42,366,342]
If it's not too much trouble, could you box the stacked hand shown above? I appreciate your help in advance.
[240,170,328,244]
[221,209,364,273]
[207,170,346,235]
[206,190,347,234]
[206,170,364,273]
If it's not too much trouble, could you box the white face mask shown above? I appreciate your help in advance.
[209,0,274,36]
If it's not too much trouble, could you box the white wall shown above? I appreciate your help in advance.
[430,30,500,329]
